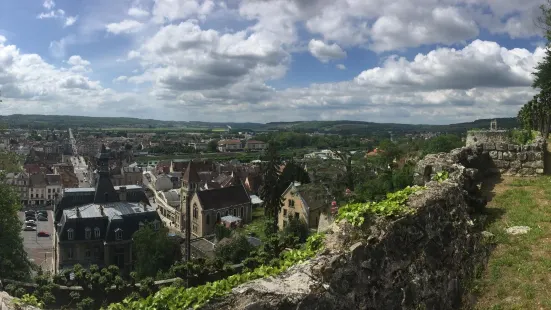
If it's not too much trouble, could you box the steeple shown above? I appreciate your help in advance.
[93,144,119,204]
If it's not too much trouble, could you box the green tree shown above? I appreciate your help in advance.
[422,134,463,155]
[282,217,309,244]
[518,90,551,139]
[133,224,182,279]
[0,154,32,281]
[207,140,219,152]
[214,224,231,242]
[260,141,283,234]
[278,158,310,195]
[214,235,254,264]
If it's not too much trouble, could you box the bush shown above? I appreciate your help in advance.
[214,235,254,264]
[510,129,537,145]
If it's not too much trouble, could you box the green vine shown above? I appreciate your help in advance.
[13,294,44,309]
[107,233,325,310]
[336,185,425,226]
[432,171,449,182]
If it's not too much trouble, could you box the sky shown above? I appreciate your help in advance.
[0,0,548,124]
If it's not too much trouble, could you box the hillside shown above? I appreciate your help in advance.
[0,114,518,134]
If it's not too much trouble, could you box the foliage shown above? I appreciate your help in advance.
[432,171,449,182]
[132,223,182,279]
[207,139,219,152]
[278,158,310,195]
[337,186,425,226]
[214,235,255,264]
[107,233,325,310]
[214,224,232,242]
[32,269,56,306]
[421,134,463,156]
[13,294,44,309]
[510,129,537,145]
[282,217,309,244]
[518,89,551,138]
[260,141,283,233]
[0,153,32,281]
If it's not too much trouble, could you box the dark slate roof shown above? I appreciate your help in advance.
[93,173,119,204]
[57,202,159,242]
[183,162,201,184]
[196,184,250,210]
[46,174,61,186]
[29,173,47,187]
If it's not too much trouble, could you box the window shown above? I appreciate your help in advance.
[232,209,236,216]
[85,248,91,258]
[115,228,123,240]
[225,210,229,216]
[67,247,73,259]
[67,228,74,240]
[283,209,287,216]
[94,246,100,259]
[295,212,299,220]
[48,188,51,193]
[85,227,91,240]
[94,227,100,238]
[193,205,198,219]
[288,199,292,207]
[206,214,210,225]
[153,220,160,231]
[216,212,221,222]
[241,207,244,218]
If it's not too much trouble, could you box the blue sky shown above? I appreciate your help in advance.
[0,0,547,124]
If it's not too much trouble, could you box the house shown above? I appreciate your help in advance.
[217,140,243,152]
[181,162,252,238]
[5,171,30,205]
[278,182,332,230]
[28,173,62,206]
[244,140,267,151]
[54,144,158,273]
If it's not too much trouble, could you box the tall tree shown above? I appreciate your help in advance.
[518,90,551,139]
[133,224,182,279]
[259,141,283,234]
[278,158,310,195]
[0,152,32,281]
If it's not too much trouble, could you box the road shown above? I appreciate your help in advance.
[19,210,55,273]
[68,128,91,187]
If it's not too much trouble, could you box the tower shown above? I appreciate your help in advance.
[490,119,497,131]
[93,144,119,204]
[181,161,200,287]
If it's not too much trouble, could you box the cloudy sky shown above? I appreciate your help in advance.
[0,0,548,124]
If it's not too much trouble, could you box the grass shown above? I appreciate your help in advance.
[236,207,266,239]
[474,176,551,309]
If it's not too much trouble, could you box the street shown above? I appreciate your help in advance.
[19,210,55,273]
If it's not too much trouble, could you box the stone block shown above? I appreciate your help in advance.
[489,151,498,159]
[504,152,516,161]
[508,144,519,152]
[497,151,503,160]
[510,160,522,170]
[493,160,510,169]
[527,152,536,161]
[496,143,507,151]
[537,168,545,174]
[483,142,496,151]
[518,152,528,162]
[535,152,543,161]
[520,167,536,176]
[522,145,531,152]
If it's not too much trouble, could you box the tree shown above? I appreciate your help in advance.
[214,224,231,242]
[133,224,182,279]
[207,140,219,152]
[259,141,283,234]
[0,153,32,281]
[282,217,309,244]
[518,90,551,139]
[422,134,463,155]
[214,235,254,264]
[278,158,310,195]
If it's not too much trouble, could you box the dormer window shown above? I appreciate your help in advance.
[94,227,100,238]
[67,228,74,240]
[85,227,91,240]
[115,228,123,240]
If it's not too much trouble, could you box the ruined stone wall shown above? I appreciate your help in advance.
[203,147,492,310]
[465,130,511,147]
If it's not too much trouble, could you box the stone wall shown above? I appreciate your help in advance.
[203,147,493,310]
[465,130,511,147]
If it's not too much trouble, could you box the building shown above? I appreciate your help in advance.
[244,140,267,151]
[54,144,159,273]
[5,172,30,205]
[217,140,243,152]
[28,173,62,206]
[278,182,332,230]
[180,162,252,237]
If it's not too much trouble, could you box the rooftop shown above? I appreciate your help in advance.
[64,201,155,220]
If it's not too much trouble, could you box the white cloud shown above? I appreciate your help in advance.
[49,36,76,59]
[113,76,128,83]
[152,0,215,23]
[308,39,347,63]
[106,20,144,34]
[128,7,150,18]
[67,55,91,67]
[43,0,55,10]
[336,64,346,70]
[64,16,78,27]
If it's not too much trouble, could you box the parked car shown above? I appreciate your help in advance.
[24,211,35,216]
[25,219,36,224]
[25,221,37,227]
[37,231,50,237]
[37,216,48,221]
[23,226,36,231]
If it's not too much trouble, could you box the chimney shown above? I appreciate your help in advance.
[119,186,127,202]
[100,205,104,216]
[76,207,81,218]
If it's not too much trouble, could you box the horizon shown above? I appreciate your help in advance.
[0,0,545,124]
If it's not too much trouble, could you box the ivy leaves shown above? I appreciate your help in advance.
[336,186,425,227]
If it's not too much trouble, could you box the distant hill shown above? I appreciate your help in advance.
[0,114,518,134]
